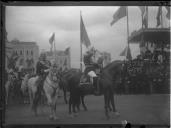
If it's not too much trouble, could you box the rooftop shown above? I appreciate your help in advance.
[129,28,170,44]
[10,40,38,46]
[45,50,68,56]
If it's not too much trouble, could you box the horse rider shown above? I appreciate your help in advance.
[18,64,24,81]
[82,47,101,95]
[34,53,51,103]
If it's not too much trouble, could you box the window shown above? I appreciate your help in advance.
[27,50,28,55]
[31,51,33,55]
[20,50,22,55]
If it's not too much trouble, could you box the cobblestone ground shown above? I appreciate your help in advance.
[5,94,169,127]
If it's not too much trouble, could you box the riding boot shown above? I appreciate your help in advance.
[93,77,100,95]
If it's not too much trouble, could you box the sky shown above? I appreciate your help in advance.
[5,6,170,68]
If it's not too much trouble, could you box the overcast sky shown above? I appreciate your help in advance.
[6,6,170,68]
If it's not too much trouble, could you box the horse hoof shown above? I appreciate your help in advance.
[114,111,120,116]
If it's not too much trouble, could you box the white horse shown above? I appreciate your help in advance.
[27,67,60,120]
[21,73,30,104]
[5,72,18,105]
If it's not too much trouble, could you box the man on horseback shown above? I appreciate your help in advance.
[34,53,50,105]
[82,47,102,95]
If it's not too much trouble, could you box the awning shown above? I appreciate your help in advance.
[129,28,170,44]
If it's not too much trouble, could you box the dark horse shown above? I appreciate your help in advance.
[61,60,123,119]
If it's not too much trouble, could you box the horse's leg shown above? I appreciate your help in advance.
[32,92,38,116]
[110,91,116,112]
[46,93,54,120]
[5,83,9,105]
[81,95,87,111]
[104,90,110,119]
[28,88,33,109]
[110,90,120,116]
[68,95,72,115]
[63,86,68,104]
[53,88,60,120]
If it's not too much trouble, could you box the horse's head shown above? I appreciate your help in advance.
[21,73,30,94]
[102,60,123,83]
[49,67,59,83]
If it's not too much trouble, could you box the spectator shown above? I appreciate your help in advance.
[157,51,163,64]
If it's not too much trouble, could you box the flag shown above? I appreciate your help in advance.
[110,6,127,26]
[120,45,132,60]
[156,6,162,27]
[138,6,145,15]
[142,7,148,28]
[65,47,70,54]
[49,33,55,45]
[120,46,127,56]
[80,15,91,48]
[165,6,170,19]
[138,6,147,28]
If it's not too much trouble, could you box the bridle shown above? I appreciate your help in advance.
[45,69,59,89]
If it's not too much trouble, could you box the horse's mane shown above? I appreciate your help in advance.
[103,60,123,71]
[62,68,81,79]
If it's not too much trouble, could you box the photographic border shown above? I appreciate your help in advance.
[1,1,170,128]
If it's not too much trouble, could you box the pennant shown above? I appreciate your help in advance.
[80,15,91,48]
[138,6,147,28]
[120,46,132,60]
[49,33,55,45]
[120,46,127,56]
[111,6,127,26]
[165,6,170,19]
[156,6,162,27]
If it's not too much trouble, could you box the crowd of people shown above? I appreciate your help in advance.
[5,46,170,105]
[117,48,170,95]
[5,53,66,105]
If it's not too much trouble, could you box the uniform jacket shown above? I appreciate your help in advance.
[36,60,49,76]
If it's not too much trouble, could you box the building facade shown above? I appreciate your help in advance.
[45,48,71,71]
[6,39,39,72]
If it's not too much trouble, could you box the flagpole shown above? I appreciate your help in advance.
[126,6,130,61]
[53,33,57,63]
[80,11,83,72]
[161,6,163,28]
[126,7,129,46]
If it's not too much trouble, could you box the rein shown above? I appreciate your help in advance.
[45,72,59,89]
